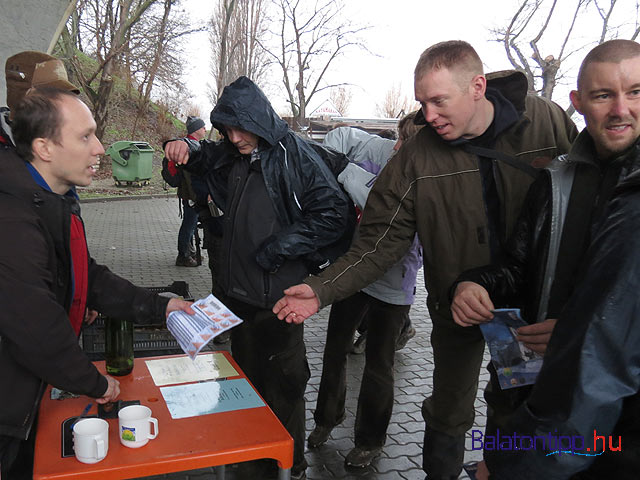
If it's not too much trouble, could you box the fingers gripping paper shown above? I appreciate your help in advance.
[167,294,243,359]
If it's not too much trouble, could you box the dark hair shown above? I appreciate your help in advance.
[12,87,77,162]
[377,129,397,140]
[578,40,640,90]
[397,111,422,142]
[414,40,483,86]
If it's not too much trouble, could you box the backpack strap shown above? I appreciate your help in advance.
[462,144,539,178]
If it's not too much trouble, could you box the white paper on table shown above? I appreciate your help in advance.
[145,352,238,386]
[166,293,243,359]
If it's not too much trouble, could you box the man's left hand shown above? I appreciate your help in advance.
[165,298,195,318]
[516,318,557,354]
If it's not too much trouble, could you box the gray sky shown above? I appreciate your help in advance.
[182,0,640,121]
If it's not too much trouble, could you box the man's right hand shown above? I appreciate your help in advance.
[164,140,190,165]
[273,284,320,324]
[96,375,120,404]
[451,281,495,327]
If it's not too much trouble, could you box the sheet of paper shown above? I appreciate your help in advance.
[160,378,265,419]
[167,293,243,359]
[145,352,238,386]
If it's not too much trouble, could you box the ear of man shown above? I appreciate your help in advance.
[31,137,54,163]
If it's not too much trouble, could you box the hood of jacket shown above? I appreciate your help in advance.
[210,76,289,146]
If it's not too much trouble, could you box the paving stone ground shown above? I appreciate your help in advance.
[81,196,490,480]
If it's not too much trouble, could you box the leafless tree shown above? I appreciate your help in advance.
[128,0,203,136]
[262,0,370,124]
[494,0,640,116]
[59,0,158,141]
[208,0,270,103]
[329,86,352,116]
[375,83,417,119]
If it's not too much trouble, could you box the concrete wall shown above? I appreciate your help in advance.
[0,0,77,105]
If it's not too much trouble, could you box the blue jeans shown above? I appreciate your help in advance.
[177,199,198,257]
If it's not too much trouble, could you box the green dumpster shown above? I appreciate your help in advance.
[106,141,154,186]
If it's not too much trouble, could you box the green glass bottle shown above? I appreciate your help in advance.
[105,317,134,376]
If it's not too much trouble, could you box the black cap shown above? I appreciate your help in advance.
[186,116,205,135]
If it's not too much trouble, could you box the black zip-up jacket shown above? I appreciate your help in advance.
[488,138,640,479]
[0,151,169,440]
[182,76,355,308]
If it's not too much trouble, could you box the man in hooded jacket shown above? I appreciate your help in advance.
[164,76,355,478]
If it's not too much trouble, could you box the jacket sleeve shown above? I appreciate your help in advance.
[452,173,550,308]
[489,190,640,479]
[0,217,107,398]
[255,142,352,271]
[305,151,417,307]
[85,257,170,325]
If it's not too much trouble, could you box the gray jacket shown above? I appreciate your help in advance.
[324,127,422,305]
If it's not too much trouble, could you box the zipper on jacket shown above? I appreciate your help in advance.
[225,175,243,292]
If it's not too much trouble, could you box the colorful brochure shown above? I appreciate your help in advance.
[479,308,543,389]
[167,294,243,359]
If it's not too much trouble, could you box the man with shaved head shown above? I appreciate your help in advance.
[452,39,640,479]
[274,40,577,479]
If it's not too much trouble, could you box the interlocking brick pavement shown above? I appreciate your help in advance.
[81,196,490,480]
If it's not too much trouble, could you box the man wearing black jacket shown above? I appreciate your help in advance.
[452,39,640,479]
[0,88,193,478]
[164,76,355,479]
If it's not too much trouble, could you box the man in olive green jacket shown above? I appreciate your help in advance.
[274,40,577,479]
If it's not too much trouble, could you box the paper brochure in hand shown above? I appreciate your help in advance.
[479,308,543,390]
[167,294,242,359]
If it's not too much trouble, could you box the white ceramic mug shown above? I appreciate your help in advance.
[118,405,158,448]
[73,418,109,464]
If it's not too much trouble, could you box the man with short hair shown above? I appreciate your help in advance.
[2,51,79,147]
[456,38,640,480]
[274,40,577,479]
[0,88,192,478]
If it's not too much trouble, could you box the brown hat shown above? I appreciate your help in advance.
[5,51,79,111]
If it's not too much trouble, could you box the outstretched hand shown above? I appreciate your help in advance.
[273,284,320,324]
[451,281,495,327]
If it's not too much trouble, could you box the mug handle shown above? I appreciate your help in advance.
[148,417,158,439]
[95,438,106,459]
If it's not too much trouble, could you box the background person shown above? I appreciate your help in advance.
[2,51,80,147]
[162,115,206,267]
[307,114,423,469]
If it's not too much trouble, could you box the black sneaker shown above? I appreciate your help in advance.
[175,254,198,267]
[395,326,416,351]
[344,446,382,468]
[307,413,346,448]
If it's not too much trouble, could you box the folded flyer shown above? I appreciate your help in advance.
[167,294,243,359]
[479,308,543,390]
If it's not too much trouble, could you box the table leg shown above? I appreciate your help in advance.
[278,467,291,480]
[214,465,226,479]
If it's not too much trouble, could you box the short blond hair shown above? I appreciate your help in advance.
[414,40,483,88]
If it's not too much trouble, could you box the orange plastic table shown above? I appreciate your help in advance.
[33,352,293,480]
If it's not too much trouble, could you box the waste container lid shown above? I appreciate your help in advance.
[106,141,154,154]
